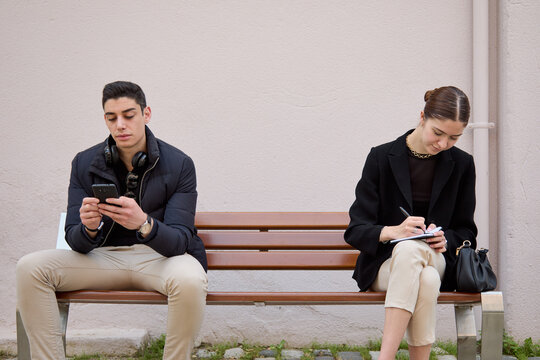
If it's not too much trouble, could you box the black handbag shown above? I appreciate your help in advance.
[455,240,497,292]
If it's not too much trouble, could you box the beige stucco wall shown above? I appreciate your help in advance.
[0,0,538,351]
[498,0,540,339]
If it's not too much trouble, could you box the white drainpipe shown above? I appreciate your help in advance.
[471,0,495,249]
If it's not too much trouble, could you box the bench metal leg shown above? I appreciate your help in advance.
[59,302,70,356]
[16,302,70,359]
[455,304,477,360]
[16,309,31,360]
[480,291,504,360]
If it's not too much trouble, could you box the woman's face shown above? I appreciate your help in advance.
[419,116,467,155]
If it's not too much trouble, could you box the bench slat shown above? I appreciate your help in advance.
[200,231,352,250]
[206,251,357,269]
[56,290,481,305]
[206,292,482,305]
[195,212,349,230]
[56,290,167,304]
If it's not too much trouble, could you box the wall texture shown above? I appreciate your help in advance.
[498,0,540,339]
[0,0,538,351]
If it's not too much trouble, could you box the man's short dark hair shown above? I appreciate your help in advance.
[102,81,147,112]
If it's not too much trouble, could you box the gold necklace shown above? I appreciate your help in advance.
[406,135,433,159]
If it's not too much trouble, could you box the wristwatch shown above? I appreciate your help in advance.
[137,215,152,237]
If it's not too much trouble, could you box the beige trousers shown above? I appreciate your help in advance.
[372,240,446,346]
[16,244,208,360]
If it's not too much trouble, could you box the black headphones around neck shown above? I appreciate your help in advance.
[104,143,148,170]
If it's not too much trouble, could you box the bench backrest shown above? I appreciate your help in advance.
[57,212,355,270]
[197,212,354,270]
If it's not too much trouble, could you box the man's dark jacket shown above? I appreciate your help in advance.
[65,126,207,271]
[344,130,477,291]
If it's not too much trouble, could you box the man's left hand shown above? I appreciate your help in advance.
[98,196,147,230]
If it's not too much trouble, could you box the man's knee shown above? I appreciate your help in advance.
[165,257,208,295]
[16,251,44,281]
[16,249,72,287]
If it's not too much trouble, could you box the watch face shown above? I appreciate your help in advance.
[140,223,151,235]
[139,217,151,235]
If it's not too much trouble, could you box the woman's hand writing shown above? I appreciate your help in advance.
[379,216,426,243]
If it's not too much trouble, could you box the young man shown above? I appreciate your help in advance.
[16,81,208,360]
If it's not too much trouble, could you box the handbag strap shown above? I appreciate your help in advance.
[456,240,472,255]
[456,240,490,256]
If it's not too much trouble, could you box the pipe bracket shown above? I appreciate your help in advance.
[468,122,495,129]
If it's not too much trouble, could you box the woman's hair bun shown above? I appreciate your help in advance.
[424,88,438,102]
[423,86,470,123]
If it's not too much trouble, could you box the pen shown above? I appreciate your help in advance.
[400,206,440,233]
[399,206,410,218]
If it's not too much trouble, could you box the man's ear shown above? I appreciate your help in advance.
[143,106,152,124]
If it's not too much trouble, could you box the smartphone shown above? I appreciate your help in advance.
[91,184,119,204]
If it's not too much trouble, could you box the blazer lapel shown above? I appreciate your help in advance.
[429,150,455,214]
[388,134,413,210]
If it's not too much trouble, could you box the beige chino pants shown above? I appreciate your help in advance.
[16,244,208,360]
[372,240,446,346]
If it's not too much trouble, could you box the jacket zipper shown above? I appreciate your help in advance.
[99,156,160,247]
[138,156,160,204]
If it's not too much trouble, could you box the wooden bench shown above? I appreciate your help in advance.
[16,212,504,360]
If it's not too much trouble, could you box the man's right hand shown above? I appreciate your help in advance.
[80,197,102,236]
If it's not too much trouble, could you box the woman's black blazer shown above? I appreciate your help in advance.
[344,130,477,291]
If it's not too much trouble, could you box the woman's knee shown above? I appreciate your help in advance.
[419,266,441,295]
[393,240,424,255]
[391,241,425,267]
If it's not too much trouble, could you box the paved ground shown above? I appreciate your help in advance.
[3,345,526,360]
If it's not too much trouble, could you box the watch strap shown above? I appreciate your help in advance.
[84,221,104,232]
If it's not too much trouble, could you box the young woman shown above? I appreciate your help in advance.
[344,86,477,360]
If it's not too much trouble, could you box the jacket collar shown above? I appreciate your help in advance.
[89,126,160,182]
[143,126,160,163]
[388,130,455,215]
[388,130,414,210]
